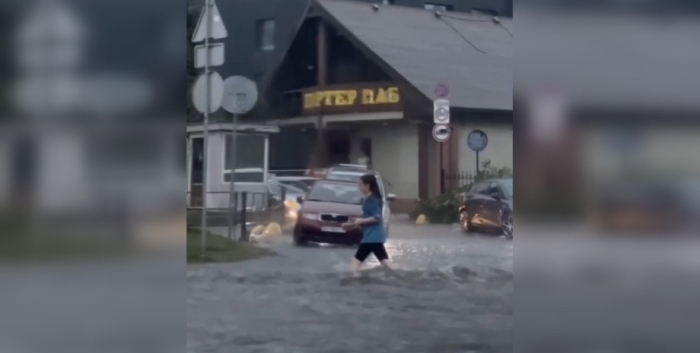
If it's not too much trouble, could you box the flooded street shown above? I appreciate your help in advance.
[187,221,513,353]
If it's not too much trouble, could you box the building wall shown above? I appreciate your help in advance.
[192,132,270,209]
[456,124,513,174]
[349,123,420,199]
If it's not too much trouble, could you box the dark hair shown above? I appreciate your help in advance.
[360,174,382,199]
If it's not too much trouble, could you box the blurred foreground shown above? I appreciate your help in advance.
[517,3,700,352]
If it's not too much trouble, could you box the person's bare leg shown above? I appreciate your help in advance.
[350,258,362,277]
[380,259,395,271]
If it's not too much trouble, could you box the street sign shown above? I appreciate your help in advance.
[434,83,450,98]
[467,129,488,152]
[222,76,259,114]
[194,43,225,68]
[192,0,228,43]
[192,71,224,114]
[433,98,450,124]
[432,124,450,143]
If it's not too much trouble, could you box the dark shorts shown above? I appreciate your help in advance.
[354,243,389,262]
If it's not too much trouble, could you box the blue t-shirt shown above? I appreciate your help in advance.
[360,195,385,243]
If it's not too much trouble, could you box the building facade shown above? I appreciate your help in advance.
[256,0,513,211]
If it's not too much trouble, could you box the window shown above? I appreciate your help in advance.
[224,134,266,183]
[256,19,275,51]
[424,2,453,11]
[470,182,490,195]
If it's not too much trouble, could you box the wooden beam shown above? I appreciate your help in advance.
[317,19,327,87]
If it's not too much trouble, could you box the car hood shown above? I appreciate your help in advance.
[299,201,363,216]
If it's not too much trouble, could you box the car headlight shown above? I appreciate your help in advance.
[284,200,299,211]
[301,213,318,221]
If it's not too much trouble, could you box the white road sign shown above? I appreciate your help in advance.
[194,43,225,68]
[192,0,228,43]
[433,98,450,124]
[222,76,258,114]
[192,71,224,114]
[432,124,450,143]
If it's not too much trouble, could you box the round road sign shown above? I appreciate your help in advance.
[222,75,258,114]
[434,83,450,98]
[467,129,488,152]
[192,71,224,114]
[432,124,450,143]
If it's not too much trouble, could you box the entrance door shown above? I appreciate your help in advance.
[189,137,204,207]
[326,131,351,165]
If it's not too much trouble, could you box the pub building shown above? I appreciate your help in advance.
[258,0,513,212]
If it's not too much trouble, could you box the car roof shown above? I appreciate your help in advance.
[272,176,318,180]
[475,178,512,183]
[330,163,368,169]
[313,179,358,187]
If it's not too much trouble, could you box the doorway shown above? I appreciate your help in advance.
[188,137,203,207]
[326,130,351,165]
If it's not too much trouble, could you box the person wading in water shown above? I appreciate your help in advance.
[342,174,395,277]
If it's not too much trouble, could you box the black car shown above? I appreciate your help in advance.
[458,178,513,239]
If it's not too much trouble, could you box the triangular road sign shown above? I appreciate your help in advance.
[192,0,228,43]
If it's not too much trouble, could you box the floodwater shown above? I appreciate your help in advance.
[188,222,513,353]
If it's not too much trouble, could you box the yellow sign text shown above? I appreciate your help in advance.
[304,87,400,109]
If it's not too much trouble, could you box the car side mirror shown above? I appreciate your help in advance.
[386,193,396,201]
[490,190,504,200]
[296,196,304,204]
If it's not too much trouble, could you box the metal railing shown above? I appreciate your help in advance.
[186,189,286,241]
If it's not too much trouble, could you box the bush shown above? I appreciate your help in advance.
[410,160,513,224]
[409,189,462,224]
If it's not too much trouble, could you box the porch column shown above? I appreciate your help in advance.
[307,119,328,168]
[309,19,328,168]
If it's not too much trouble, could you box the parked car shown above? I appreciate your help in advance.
[268,178,312,223]
[272,176,318,193]
[459,178,513,239]
[293,179,390,246]
[324,166,395,233]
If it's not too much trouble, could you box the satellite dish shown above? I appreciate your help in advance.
[222,76,258,114]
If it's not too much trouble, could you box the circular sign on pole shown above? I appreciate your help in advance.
[222,75,258,114]
[467,129,488,152]
[434,83,450,98]
[432,124,450,143]
[433,98,450,124]
[192,71,224,114]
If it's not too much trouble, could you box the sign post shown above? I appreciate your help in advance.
[221,76,258,241]
[433,84,450,192]
[467,129,488,174]
[191,0,227,254]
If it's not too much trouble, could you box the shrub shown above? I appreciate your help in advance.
[409,189,462,224]
[410,160,513,224]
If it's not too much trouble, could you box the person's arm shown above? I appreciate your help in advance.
[353,197,381,225]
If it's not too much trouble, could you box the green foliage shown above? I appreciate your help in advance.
[409,189,462,224]
[410,160,513,224]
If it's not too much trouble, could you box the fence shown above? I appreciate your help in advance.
[186,188,286,240]
[443,170,477,192]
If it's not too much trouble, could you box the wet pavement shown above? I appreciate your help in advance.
[187,220,513,353]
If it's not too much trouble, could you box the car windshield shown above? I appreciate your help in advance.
[500,180,513,198]
[306,182,363,204]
